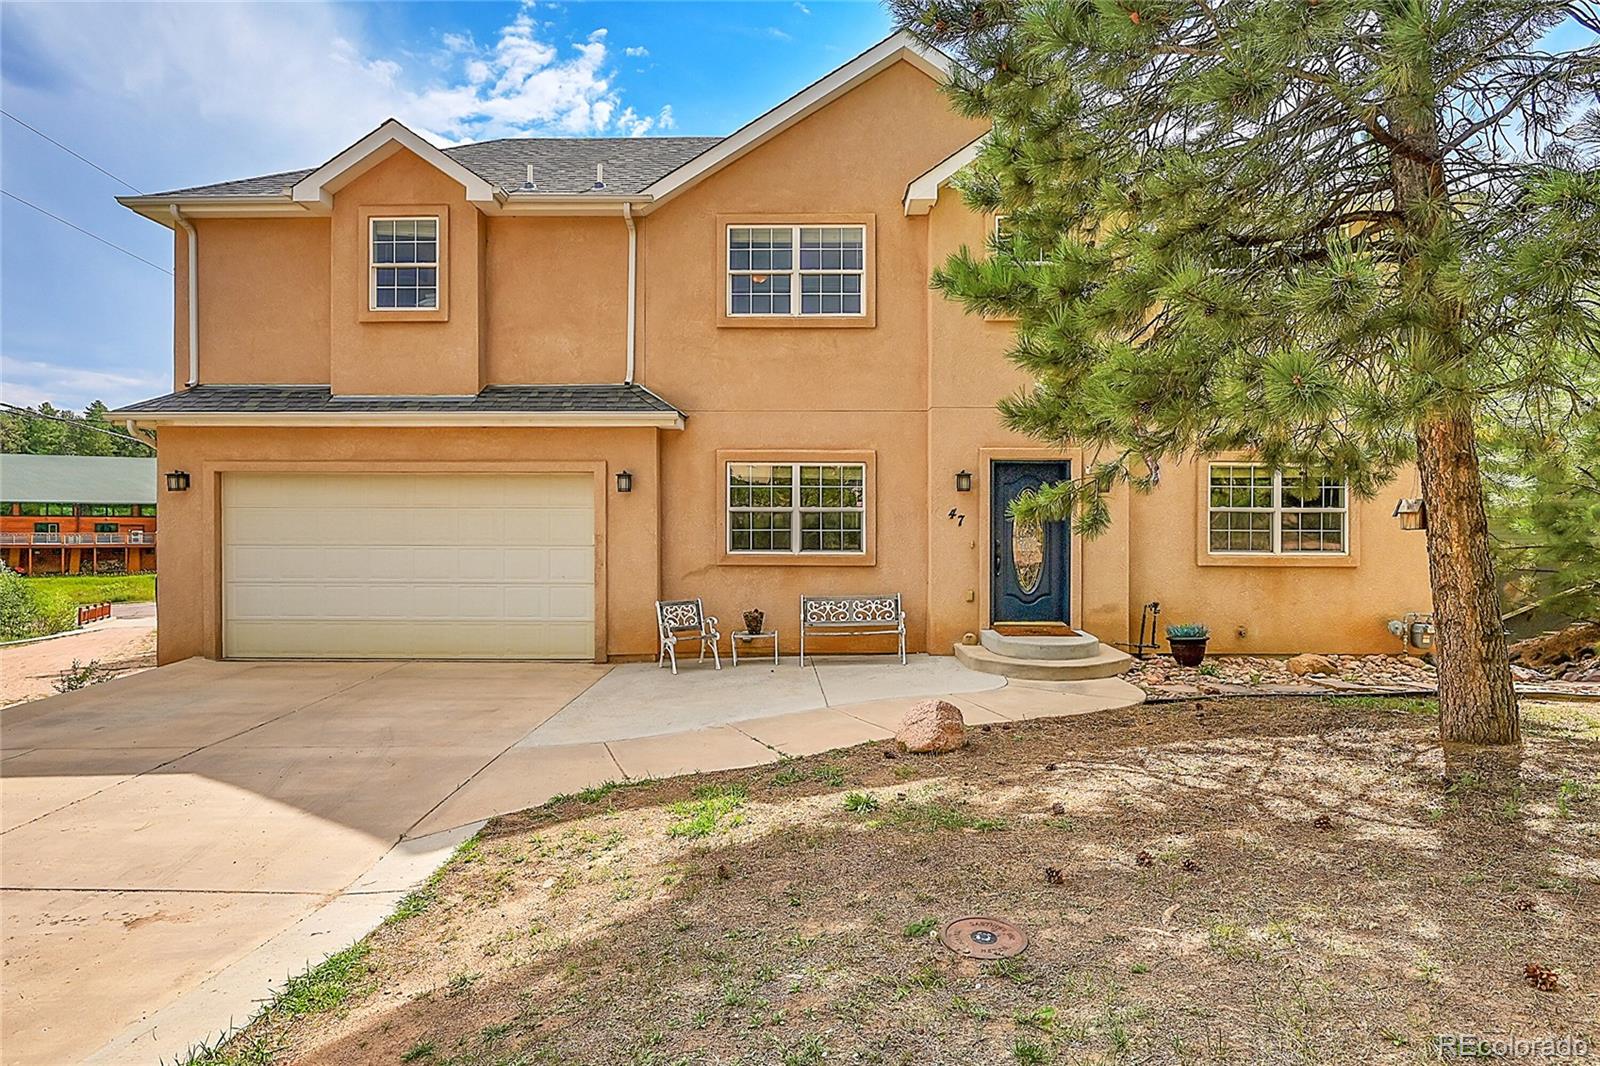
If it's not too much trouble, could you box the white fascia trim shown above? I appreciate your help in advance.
[118,410,685,430]
[291,119,503,210]
[904,135,986,216]
[635,31,955,213]
[117,196,309,226]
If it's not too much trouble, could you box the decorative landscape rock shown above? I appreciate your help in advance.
[896,698,967,753]
[1287,653,1338,676]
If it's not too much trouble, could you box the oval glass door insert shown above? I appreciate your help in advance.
[1012,520,1044,594]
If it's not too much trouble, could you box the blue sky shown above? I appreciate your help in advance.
[0,1,894,410]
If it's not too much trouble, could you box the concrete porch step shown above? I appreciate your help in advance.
[979,628,1102,661]
[954,640,1133,681]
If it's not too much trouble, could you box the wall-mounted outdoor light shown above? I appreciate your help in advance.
[165,470,191,492]
[1393,497,1426,531]
[955,470,973,493]
[615,470,634,494]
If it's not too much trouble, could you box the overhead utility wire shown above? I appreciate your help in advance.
[1,190,172,276]
[1,109,142,193]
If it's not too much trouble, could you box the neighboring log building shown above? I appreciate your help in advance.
[0,455,158,575]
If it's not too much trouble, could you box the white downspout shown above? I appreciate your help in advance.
[623,202,637,384]
[169,204,199,387]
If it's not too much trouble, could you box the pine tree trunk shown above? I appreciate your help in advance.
[1415,408,1519,746]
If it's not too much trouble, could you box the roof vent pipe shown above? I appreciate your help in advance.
[520,164,537,191]
[592,162,606,190]
[169,204,199,388]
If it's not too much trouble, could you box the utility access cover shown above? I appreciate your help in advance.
[941,916,1028,959]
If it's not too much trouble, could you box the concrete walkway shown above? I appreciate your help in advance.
[0,657,1141,1065]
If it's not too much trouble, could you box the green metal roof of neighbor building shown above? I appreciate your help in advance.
[0,454,158,505]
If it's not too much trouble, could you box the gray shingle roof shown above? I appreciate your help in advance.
[152,137,722,199]
[0,455,158,505]
[113,384,682,416]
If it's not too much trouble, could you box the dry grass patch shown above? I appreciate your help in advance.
[198,697,1597,1065]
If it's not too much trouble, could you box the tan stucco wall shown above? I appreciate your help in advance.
[152,426,660,665]
[180,219,332,389]
[328,148,485,396]
[1127,462,1433,654]
[484,216,630,384]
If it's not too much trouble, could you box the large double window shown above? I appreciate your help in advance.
[727,225,865,317]
[726,462,866,554]
[1207,464,1348,555]
[370,217,439,310]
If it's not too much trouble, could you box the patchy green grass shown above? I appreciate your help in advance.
[872,798,1007,833]
[843,791,880,813]
[4,573,156,640]
[667,783,748,838]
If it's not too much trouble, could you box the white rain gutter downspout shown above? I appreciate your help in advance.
[169,204,198,387]
[623,202,637,384]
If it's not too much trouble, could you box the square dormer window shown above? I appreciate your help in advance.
[370,217,439,310]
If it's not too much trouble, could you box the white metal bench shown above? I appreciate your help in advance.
[656,598,721,674]
[798,594,906,667]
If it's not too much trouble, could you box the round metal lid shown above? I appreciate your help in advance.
[941,916,1029,959]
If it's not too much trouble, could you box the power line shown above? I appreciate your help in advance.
[0,109,142,193]
[0,402,155,452]
[1,190,172,276]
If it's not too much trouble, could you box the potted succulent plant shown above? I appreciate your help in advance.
[1165,623,1210,667]
[742,608,765,635]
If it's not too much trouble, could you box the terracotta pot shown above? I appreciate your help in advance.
[742,609,764,635]
[1168,638,1208,668]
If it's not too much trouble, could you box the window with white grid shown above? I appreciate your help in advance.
[727,462,866,554]
[370,217,439,310]
[1208,464,1348,555]
[727,225,865,317]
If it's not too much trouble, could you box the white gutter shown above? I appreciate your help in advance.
[169,204,199,387]
[623,202,638,384]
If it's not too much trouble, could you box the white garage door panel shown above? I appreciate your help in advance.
[223,473,595,659]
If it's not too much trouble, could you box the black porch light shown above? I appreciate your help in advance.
[165,470,191,492]
[615,470,634,493]
[955,470,973,493]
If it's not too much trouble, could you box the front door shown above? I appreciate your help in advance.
[991,461,1070,625]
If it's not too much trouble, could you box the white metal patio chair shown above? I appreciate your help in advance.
[656,598,722,674]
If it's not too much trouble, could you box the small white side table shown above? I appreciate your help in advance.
[731,629,779,666]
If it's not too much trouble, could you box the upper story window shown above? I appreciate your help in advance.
[82,504,135,517]
[370,217,439,310]
[18,503,74,517]
[727,225,865,317]
[727,462,867,554]
[1208,463,1348,555]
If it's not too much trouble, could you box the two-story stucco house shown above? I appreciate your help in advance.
[114,32,1432,669]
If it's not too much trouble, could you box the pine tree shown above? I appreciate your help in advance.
[891,0,1600,746]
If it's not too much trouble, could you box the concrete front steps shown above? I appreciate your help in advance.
[953,628,1132,681]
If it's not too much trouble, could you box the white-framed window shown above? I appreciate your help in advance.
[727,462,866,554]
[370,217,439,310]
[994,214,1049,265]
[727,225,865,317]
[1208,463,1348,555]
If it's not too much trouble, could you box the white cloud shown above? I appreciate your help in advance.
[0,356,168,411]
[767,27,795,42]
[624,46,649,57]
[794,2,812,14]
[656,104,676,131]
[1,1,674,165]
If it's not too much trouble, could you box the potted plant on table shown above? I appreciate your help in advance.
[1165,623,1210,668]
[742,608,765,635]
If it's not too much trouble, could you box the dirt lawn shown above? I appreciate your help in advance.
[202,697,1597,1065]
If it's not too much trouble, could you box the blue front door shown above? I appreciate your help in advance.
[991,461,1071,624]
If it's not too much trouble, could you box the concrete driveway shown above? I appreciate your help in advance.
[0,658,607,1065]
[0,655,1142,1064]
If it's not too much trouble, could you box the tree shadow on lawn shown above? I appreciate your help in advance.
[248,698,1598,1066]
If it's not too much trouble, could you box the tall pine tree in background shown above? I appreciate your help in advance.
[891,0,1600,747]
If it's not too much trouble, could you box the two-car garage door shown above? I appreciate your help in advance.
[223,473,595,659]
